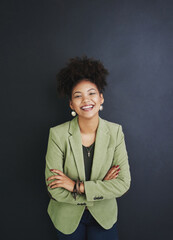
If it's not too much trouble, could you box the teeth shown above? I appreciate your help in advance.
[81,105,93,109]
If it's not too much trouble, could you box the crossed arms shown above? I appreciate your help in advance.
[45,125,131,205]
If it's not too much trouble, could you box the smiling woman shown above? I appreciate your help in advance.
[45,56,131,240]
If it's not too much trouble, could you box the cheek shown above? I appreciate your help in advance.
[72,100,81,108]
[93,96,102,104]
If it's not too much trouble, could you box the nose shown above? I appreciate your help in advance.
[82,94,90,102]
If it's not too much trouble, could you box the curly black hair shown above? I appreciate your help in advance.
[56,56,109,100]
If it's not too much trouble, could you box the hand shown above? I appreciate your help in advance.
[80,182,85,194]
[47,169,75,192]
[103,165,120,180]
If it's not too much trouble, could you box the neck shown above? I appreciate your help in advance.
[78,115,99,134]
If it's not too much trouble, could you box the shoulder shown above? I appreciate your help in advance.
[100,118,125,141]
[101,118,121,132]
[48,120,70,138]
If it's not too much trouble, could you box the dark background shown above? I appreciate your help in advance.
[1,0,173,239]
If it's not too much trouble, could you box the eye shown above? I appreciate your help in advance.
[74,95,81,98]
[89,92,96,95]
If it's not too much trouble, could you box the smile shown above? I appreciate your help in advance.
[81,105,94,111]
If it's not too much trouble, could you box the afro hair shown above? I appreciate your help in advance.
[56,56,109,100]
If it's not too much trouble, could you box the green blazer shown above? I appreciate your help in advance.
[45,116,131,234]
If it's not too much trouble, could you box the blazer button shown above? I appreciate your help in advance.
[93,196,103,200]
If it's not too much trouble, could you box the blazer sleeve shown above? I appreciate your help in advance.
[84,125,131,202]
[45,128,93,206]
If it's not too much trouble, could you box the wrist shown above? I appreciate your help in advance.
[72,180,76,192]
[80,182,85,193]
[71,181,77,200]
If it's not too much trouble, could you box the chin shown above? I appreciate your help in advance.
[78,112,99,120]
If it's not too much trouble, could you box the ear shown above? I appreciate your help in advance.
[100,93,104,105]
[69,100,74,110]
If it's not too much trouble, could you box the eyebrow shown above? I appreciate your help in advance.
[73,88,96,95]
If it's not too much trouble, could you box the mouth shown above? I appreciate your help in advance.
[81,105,94,111]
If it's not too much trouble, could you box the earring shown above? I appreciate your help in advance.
[71,111,76,117]
[99,105,103,111]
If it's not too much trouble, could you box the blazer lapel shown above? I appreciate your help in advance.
[68,116,110,181]
[90,117,110,180]
[68,116,85,180]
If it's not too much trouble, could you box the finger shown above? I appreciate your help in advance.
[111,171,120,179]
[104,166,120,180]
[48,180,59,187]
[50,169,64,175]
[111,165,119,168]
[108,168,120,179]
[50,185,58,189]
[47,175,62,181]
[109,174,118,180]
[50,183,61,189]
[112,168,120,176]
[107,168,115,175]
[114,165,119,169]
[49,180,63,188]
[109,165,119,173]
[109,167,120,176]
[115,168,120,173]
[113,171,119,177]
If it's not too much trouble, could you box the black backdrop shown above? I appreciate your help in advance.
[1,0,173,239]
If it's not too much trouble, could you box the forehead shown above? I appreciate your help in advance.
[72,79,98,93]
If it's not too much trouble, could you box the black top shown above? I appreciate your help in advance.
[82,142,95,181]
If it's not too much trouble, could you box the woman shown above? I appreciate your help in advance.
[45,56,131,240]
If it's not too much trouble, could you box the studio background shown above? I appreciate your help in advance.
[1,0,173,239]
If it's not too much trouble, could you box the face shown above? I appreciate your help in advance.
[69,79,104,120]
